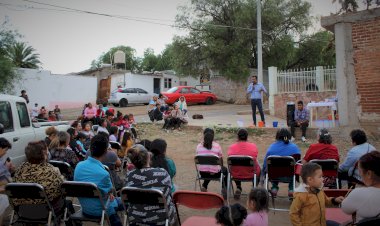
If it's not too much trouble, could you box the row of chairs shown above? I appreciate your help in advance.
[5,182,225,226]
[194,154,341,200]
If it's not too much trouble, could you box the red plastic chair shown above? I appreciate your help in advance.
[323,189,350,197]
[173,190,224,226]
[310,159,340,188]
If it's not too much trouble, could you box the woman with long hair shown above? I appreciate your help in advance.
[150,139,176,193]
[196,128,227,196]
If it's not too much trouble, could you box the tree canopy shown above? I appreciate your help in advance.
[170,0,335,80]
[7,42,41,69]
[91,45,138,71]
[0,26,20,93]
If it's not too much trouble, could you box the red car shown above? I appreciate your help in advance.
[162,86,217,105]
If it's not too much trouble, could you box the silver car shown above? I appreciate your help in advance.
[108,88,154,107]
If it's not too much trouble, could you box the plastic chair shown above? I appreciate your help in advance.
[173,190,224,226]
[310,159,340,188]
[194,154,224,192]
[120,186,170,226]
[5,183,58,226]
[264,155,297,192]
[226,155,258,199]
[357,217,380,226]
[264,155,297,211]
[323,189,350,197]
[49,160,73,181]
[61,181,111,226]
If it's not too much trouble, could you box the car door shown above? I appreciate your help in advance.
[190,88,202,103]
[179,87,191,103]
[136,88,150,104]
[14,102,36,165]
[123,88,137,104]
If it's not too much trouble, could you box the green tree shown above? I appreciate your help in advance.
[91,45,138,71]
[288,31,335,69]
[155,44,174,71]
[173,0,313,80]
[141,48,158,72]
[333,0,379,12]
[0,26,20,93]
[7,42,41,69]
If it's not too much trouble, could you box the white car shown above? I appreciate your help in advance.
[108,88,154,107]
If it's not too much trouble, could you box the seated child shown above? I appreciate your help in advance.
[243,188,269,226]
[215,203,248,226]
[119,132,133,159]
[290,163,344,226]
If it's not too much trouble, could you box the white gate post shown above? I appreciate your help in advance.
[268,66,278,116]
[316,66,325,91]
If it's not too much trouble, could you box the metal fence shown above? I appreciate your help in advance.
[276,66,336,93]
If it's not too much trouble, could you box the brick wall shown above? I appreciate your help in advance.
[352,17,380,117]
[210,76,249,104]
[274,91,337,119]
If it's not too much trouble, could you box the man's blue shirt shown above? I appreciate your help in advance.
[247,82,268,99]
[74,157,117,216]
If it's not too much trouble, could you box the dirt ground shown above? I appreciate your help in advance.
[59,103,379,225]
[132,122,379,226]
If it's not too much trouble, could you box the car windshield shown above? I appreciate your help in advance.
[166,87,178,93]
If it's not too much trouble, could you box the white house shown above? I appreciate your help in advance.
[9,68,97,109]
[77,66,200,102]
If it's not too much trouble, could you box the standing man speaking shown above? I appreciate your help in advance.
[247,75,268,127]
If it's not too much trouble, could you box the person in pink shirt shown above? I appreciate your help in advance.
[228,128,261,200]
[196,128,227,196]
[84,103,97,124]
[243,188,269,226]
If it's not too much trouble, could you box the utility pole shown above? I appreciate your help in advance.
[257,0,263,83]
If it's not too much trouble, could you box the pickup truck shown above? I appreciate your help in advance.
[0,94,71,166]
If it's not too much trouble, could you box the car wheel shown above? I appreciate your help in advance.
[205,97,214,105]
[112,103,119,107]
[119,98,128,107]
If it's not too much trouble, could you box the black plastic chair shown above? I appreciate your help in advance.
[120,186,170,226]
[194,154,224,192]
[49,160,73,180]
[61,181,111,226]
[5,183,58,226]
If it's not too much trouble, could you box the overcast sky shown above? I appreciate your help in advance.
[0,0,363,74]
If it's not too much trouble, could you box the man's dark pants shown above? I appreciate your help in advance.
[251,99,265,126]
[290,121,308,137]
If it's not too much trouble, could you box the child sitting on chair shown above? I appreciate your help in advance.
[290,163,344,226]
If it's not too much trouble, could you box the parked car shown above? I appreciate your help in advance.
[162,86,217,105]
[0,94,70,166]
[108,88,154,107]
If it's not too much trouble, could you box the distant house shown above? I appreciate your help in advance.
[77,65,200,103]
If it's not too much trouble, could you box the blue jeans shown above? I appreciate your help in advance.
[251,99,265,125]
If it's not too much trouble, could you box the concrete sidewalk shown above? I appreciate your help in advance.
[135,104,287,129]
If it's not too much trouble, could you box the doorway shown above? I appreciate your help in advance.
[153,78,161,94]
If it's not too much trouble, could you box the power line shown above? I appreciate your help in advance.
[18,0,267,33]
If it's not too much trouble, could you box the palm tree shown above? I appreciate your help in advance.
[7,42,41,69]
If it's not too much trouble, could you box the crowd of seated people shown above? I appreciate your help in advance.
[149,94,188,131]
[31,104,63,121]
[1,113,379,226]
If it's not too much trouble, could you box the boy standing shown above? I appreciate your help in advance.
[290,163,344,226]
